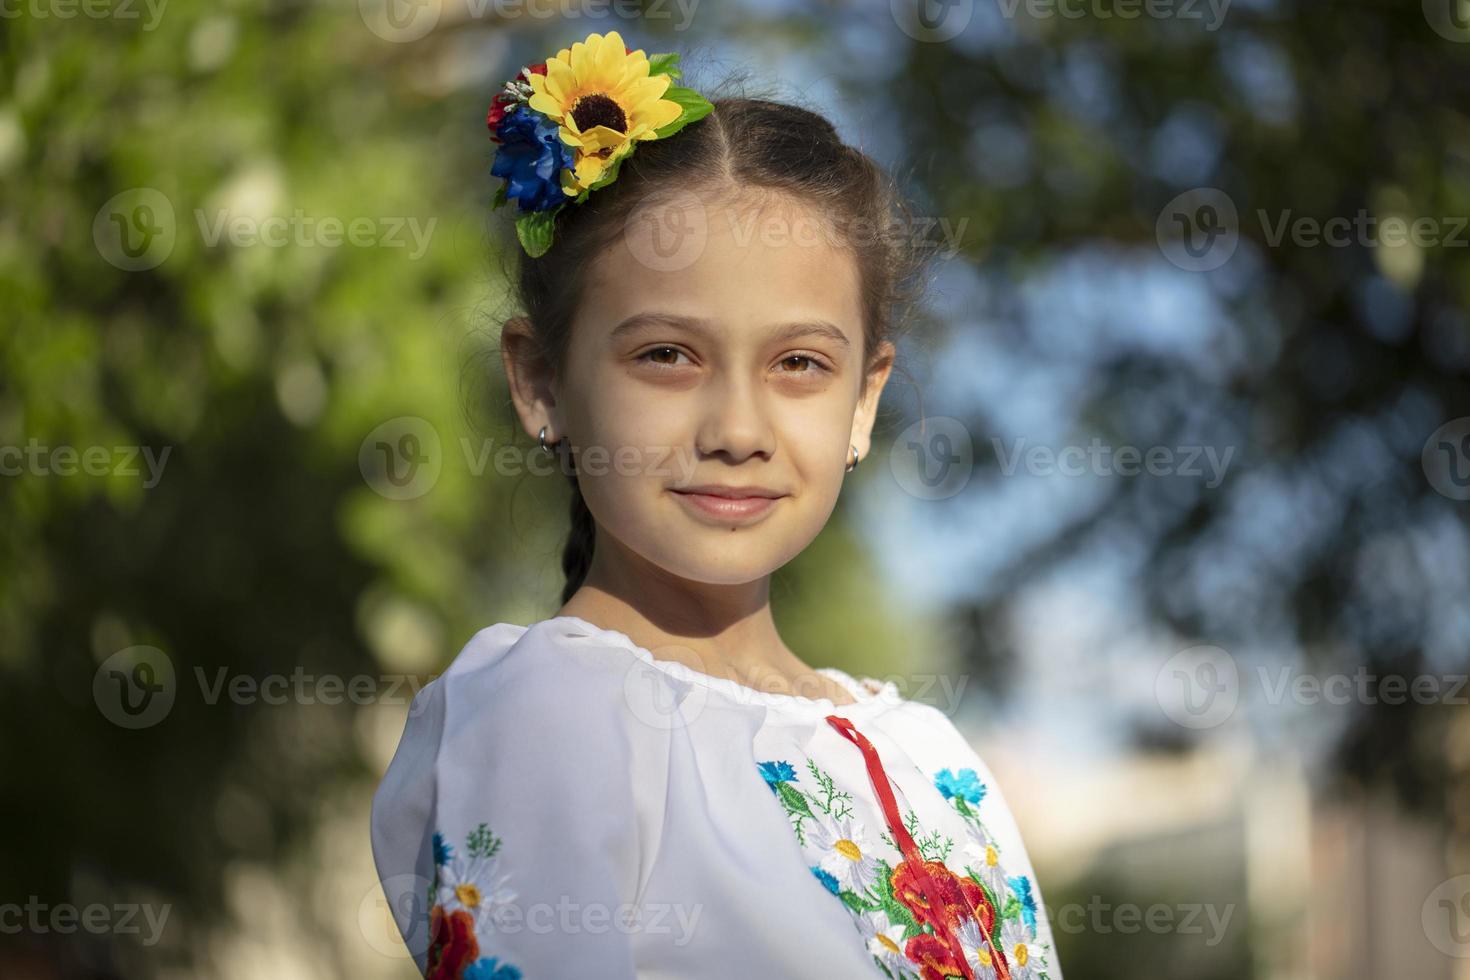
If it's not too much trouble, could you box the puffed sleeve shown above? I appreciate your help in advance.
[370,623,671,979]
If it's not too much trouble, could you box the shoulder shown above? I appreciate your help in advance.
[369,616,674,851]
[406,618,663,744]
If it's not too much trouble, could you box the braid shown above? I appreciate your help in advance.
[559,472,596,605]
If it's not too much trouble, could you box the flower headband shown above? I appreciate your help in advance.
[487,31,713,258]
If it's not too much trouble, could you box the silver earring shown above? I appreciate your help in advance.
[538,425,553,453]
[846,445,860,473]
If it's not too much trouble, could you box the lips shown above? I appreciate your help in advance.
[672,485,785,499]
[669,485,787,523]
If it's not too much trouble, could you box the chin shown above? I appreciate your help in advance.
[655,530,818,584]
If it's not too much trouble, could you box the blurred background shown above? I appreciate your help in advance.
[4,0,1470,977]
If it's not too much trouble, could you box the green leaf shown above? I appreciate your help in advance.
[515,210,557,257]
[646,51,681,78]
[653,86,714,139]
[467,822,502,859]
[491,184,508,211]
[882,894,922,938]
[778,781,814,818]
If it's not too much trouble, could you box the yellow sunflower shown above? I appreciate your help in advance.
[526,31,684,197]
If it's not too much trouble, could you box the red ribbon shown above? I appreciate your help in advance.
[827,714,979,980]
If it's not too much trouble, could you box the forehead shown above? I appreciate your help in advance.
[579,189,865,346]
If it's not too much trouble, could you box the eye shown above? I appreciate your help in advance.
[636,345,693,369]
[775,353,832,375]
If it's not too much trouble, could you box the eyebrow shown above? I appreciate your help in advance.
[608,311,853,352]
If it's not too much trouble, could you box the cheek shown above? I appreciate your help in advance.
[582,389,683,468]
[779,399,855,459]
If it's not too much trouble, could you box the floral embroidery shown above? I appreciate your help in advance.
[759,758,1057,980]
[424,823,524,980]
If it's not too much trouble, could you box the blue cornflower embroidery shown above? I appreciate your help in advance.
[934,767,986,804]
[759,760,797,792]
[1007,874,1038,933]
[432,831,454,866]
[465,956,524,980]
[810,865,841,895]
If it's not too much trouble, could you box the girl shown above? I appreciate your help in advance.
[372,31,1063,980]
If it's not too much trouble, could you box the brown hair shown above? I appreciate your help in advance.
[500,94,930,605]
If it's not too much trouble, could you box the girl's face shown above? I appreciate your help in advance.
[549,190,894,587]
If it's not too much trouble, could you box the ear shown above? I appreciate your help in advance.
[848,339,897,462]
[500,316,560,443]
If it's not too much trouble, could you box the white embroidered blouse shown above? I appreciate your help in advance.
[371,615,1063,980]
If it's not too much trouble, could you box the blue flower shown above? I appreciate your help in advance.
[491,106,575,213]
[934,767,986,805]
[758,760,797,793]
[432,831,453,866]
[810,866,841,895]
[465,957,523,980]
[1006,874,1038,934]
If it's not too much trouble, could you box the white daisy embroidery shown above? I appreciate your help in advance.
[435,842,517,931]
[857,907,911,975]
[806,811,882,895]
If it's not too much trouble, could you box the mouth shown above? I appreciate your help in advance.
[669,485,788,523]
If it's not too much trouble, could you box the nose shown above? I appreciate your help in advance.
[693,372,776,463]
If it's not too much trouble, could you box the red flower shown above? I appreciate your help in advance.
[425,906,480,980]
[486,62,547,142]
[891,859,1010,980]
